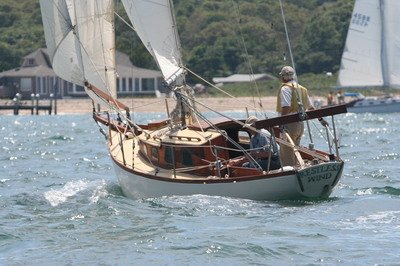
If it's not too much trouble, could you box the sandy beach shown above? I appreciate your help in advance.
[0,96,277,115]
[0,96,326,115]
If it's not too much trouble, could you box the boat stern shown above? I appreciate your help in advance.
[296,161,344,198]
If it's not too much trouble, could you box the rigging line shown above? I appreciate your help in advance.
[279,0,313,145]
[181,90,326,160]
[279,0,296,78]
[230,0,265,114]
[114,10,136,31]
[186,104,261,169]
[177,92,262,168]
[183,66,264,113]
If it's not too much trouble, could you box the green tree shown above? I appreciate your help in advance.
[295,0,354,74]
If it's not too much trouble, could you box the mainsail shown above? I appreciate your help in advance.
[40,0,117,105]
[122,0,185,85]
[337,0,400,88]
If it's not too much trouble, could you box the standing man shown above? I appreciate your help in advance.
[276,66,315,166]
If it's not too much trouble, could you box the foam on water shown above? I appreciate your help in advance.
[44,179,109,207]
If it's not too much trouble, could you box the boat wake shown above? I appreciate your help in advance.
[44,179,111,207]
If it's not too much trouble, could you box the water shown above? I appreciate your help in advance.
[1,112,399,265]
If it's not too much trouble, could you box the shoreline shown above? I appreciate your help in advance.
[0,96,325,115]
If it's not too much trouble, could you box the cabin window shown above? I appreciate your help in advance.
[164,146,174,165]
[142,78,155,91]
[151,146,158,161]
[28,59,35,66]
[238,130,251,144]
[181,148,193,166]
[116,78,120,92]
[140,142,148,157]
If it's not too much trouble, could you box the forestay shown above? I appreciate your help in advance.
[338,0,400,88]
[122,0,185,85]
[40,0,117,105]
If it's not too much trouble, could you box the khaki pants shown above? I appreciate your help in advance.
[280,121,304,166]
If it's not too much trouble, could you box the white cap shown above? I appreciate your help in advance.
[279,66,295,77]
[243,115,258,127]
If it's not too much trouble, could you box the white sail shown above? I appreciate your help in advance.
[122,0,184,85]
[338,0,400,88]
[381,0,400,87]
[40,0,117,104]
[337,0,382,87]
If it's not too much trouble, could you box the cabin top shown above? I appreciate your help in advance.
[139,127,223,146]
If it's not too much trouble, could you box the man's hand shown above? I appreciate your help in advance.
[279,124,287,133]
[318,118,329,127]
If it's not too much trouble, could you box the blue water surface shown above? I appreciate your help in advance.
[0,112,399,265]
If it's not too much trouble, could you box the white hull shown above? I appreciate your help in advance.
[347,97,400,113]
[111,157,343,201]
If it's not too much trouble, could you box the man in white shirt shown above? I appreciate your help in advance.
[276,66,314,166]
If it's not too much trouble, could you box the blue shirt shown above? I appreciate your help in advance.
[250,129,279,156]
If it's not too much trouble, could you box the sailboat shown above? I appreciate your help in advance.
[337,0,400,113]
[40,0,347,201]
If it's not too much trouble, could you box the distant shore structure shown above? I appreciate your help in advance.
[0,48,163,100]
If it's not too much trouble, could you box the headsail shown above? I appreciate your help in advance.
[40,0,118,106]
[381,0,400,87]
[122,0,185,85]
[337,0,400,88]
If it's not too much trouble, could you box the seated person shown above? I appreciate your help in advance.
[229,116,281,171]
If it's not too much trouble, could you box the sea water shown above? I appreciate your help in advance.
[0,112,399,265]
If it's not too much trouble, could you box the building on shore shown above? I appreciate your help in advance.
[212,73,276,86]
[0,48,164,99]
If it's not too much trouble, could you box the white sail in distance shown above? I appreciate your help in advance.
[338,0,400,88]
[40,0,117,104]
[122,0,184,85]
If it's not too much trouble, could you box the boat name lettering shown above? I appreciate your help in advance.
[299,164,340,183]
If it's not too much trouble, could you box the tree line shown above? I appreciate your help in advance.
[0,0,354,83]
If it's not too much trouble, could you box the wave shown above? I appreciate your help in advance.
[356,186,400,196]
[43,179,115,207]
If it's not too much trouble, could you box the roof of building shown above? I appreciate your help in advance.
[0,48,162,79]
[212,73,276,84]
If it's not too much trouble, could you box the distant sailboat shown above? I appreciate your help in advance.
[337,0,400,113]
[40,0,347,200]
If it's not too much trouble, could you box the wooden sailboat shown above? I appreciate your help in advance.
[40,0,347,200]
[337,0,400,113]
